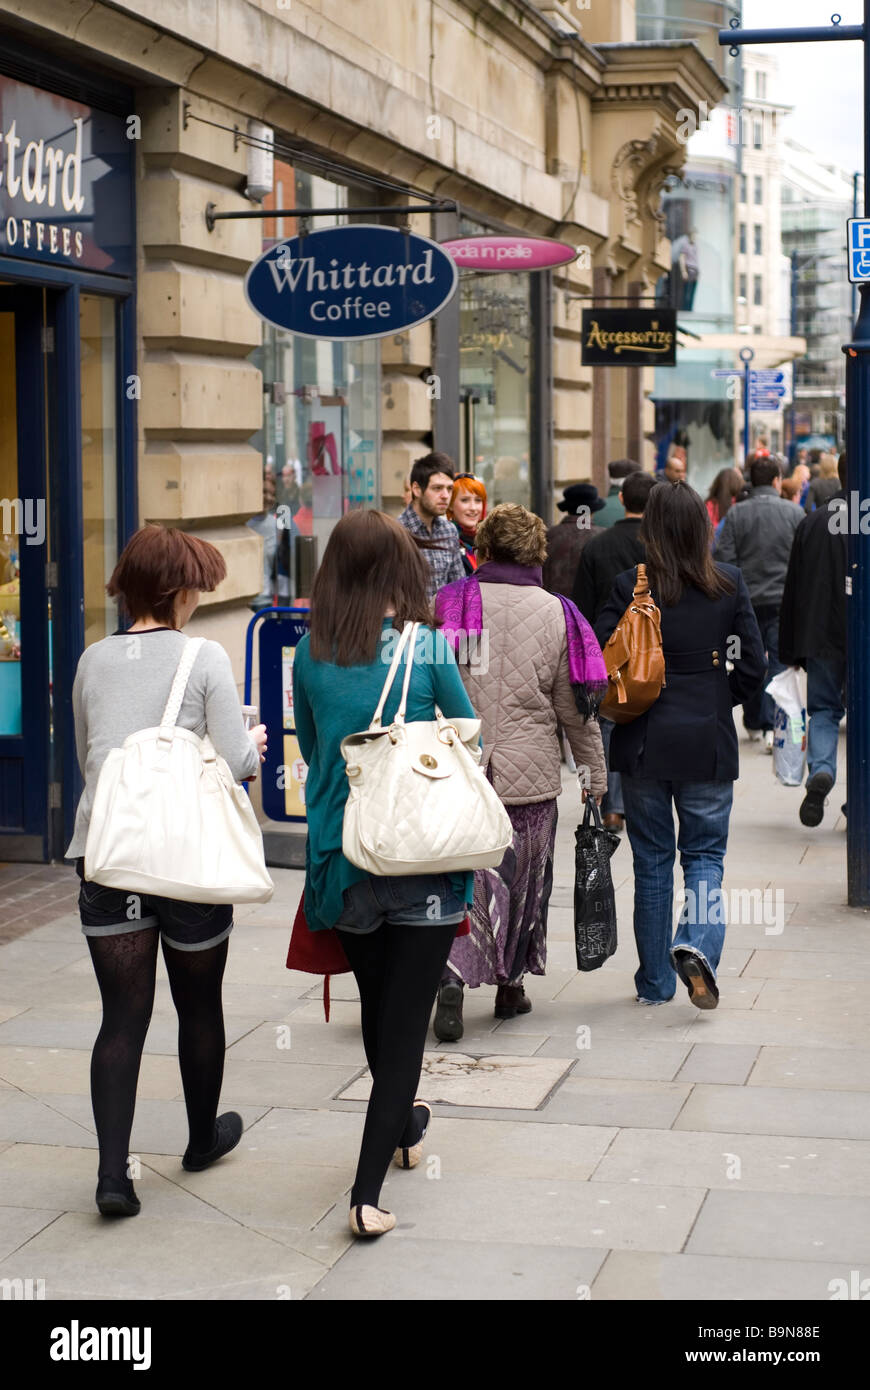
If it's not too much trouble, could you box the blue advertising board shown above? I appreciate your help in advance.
[244,223,458,341]
[0,74,134,276]
[245,608,310,823]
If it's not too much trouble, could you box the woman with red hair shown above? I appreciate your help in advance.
[447,474,487,574]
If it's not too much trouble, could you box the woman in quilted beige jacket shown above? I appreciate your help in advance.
[432,504,607,1040]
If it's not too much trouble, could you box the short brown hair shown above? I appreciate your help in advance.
[411,452,455,493]
[106,525,226,625]
[309,510,435,666]
[475,503,547,568]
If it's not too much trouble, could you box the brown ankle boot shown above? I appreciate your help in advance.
[494,984,533,1019]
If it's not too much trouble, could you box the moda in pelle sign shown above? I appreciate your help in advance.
[244,224,458,341]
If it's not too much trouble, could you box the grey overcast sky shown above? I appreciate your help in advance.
[741,0,863,172]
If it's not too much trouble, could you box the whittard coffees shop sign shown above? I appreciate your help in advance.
[245,224,458,341]
[0,75,133,274]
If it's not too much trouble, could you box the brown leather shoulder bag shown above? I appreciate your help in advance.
[598,564,665,724]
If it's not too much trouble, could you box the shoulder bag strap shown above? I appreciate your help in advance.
[159,638,207,738]
[633,563,650,600]
[393,622,420,726]
[370,623,414,730]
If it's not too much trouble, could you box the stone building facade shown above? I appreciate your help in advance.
[0,0,725,857]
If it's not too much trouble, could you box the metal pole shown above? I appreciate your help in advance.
[853,172,861,322]
[844,0,870,905]
[740,346,754,466]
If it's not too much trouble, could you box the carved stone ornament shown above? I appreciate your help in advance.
[611,134,662,226]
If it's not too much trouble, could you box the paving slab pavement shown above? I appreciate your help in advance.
[0,727,866,1301]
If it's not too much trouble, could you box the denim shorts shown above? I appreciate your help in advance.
[75,859,233,952]
[335,873,467,935]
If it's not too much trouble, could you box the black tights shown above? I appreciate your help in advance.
[337,920,458,1208]
[87,930,229,1180]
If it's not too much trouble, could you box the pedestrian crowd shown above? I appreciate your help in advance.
[65,439,847,1238]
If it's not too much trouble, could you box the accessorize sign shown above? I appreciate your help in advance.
[580,308,677,367]
[440,234,578,272]
[245,224,458,341]
[0,75,134,274]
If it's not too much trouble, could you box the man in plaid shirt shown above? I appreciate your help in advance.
[398,452,466,604]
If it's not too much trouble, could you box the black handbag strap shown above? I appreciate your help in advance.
[583,798,604,830]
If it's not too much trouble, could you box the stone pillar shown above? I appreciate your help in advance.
[627,281,644,463]
[136,88,264,679]
[590,265,611,495]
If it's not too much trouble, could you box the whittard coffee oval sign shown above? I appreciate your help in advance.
[245,224,458,341]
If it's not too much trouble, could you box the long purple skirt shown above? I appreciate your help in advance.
[446,798,558,988]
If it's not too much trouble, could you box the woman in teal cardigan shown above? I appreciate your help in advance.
[292,509,476,1238]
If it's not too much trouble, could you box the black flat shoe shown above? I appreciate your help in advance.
[675,953,719,1011]
[800,771,834,827]
[96,1177,140,1217]
[433,979,464,1042]
[182,1112,244,1172]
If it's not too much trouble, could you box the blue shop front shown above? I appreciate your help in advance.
[0,43,136,860]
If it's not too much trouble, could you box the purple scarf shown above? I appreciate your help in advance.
[434,561,608,718]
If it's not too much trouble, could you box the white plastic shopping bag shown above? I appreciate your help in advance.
[766,667,807,787]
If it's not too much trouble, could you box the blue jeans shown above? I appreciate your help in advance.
[621,777,734,1003]
[806,655,846,783]
[599,717,623,817]
[742,604,785,731]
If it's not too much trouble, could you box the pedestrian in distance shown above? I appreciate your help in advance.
[595,482,766,1009]
[804,453,841,513]
[432,504,607,1041]
[447,472,487,574]
[779,452,848,828]
[714,455,802,750]
[596,459,641,529]
[573,469,658,833]
[397,451,466,604]
[292,510,477,1238]
[67,526,268,1217]
[542,481,606,598]
[705,468,744,530]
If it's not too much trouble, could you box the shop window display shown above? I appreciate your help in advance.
[247,168,379,607]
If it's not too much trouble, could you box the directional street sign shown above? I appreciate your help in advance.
[750,370,786,384]
[710,368,743,378]
[848,218,870,283]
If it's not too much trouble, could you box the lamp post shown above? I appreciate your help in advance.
[720,8,870,906]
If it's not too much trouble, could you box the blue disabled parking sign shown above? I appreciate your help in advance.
[848,219,870,283]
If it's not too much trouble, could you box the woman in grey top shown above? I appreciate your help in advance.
[68,525,267,1217]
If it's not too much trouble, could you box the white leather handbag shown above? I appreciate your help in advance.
[84,638,274,904]
[340,622,513,875]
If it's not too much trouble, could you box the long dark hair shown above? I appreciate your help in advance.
[706,468,744,521]
[641,481,735,607]
[308,510,435,665]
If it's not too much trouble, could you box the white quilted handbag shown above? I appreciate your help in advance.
[84,638,274,904]
[340,622,513,875]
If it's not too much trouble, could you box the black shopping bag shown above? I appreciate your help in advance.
[574,799,620,971]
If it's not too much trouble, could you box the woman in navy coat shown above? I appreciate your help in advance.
[595,481,765,1009]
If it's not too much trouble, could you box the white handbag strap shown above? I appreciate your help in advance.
[370,622,416,730]
[394,622,420,726]
[159,638,206,735]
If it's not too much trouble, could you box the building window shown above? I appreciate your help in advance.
[738,274,747,301]
[753,119,763,149]
[740,174,747,203]
[754,175,763,206]
[756,72,767,99]
[739,223,747,254]
[754,225,763,256]
[754,275,763,306]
